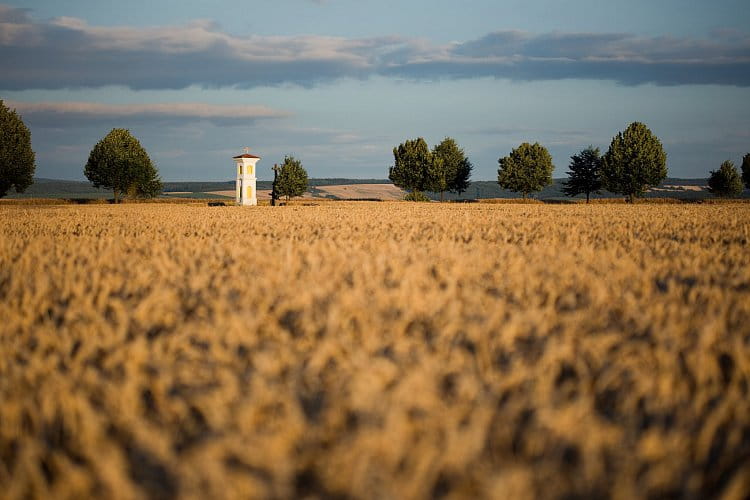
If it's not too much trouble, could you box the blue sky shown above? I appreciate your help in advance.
[1,1,749,181]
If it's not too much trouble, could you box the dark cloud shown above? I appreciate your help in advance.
[1,4,749,89]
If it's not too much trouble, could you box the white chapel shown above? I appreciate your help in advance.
[234,150,260,206]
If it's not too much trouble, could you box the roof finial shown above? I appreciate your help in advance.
[243,146,251,154]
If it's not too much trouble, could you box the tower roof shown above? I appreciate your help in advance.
[233,154,261,159]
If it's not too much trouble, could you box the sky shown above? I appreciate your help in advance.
[1,1,749,181]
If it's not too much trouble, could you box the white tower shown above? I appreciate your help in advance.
[234,149,260,206]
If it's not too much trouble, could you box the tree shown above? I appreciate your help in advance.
[601,122,667,203]
[497,142,554,199]
[389,138,443,200]
[271,163,280,206]
[276,155,308,201]
[432,137,473,200]
[741,153,750,190]
[563,146,603,203]
[0,100,35,198]
[707,160,744,198]
[84,128,161,203]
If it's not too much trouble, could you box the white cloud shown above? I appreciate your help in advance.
[7,100,291,127]
[1,4,749,90]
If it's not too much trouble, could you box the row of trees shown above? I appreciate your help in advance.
[387,123,672,203]
[562,127,750,201]
[388,137,472,201]
[501,122,669,203]
[390,123,750,202]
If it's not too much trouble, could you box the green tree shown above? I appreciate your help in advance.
[601,122,667,203]
[276,155,308,201]
[84,128,162,203]
[497,142,554,199]
[403,191,431,202]
[741,153,750,190]
[707,160,744,198]
[563,146,603,203]
[433,137,473,200]
[389,138,443,200]
[0,100,35,198]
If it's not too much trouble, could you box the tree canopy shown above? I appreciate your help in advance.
[563,146,603,203]
[389,138,443,198]
[0,100,35,198]
[276,155,308,200]
[84,128,162,203]
[601,122,667,203]
[741,153,750,190]
[497,142,554,198]
[433,137,473,198]
[707,160,744,198]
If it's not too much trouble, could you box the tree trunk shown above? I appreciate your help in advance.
[523,192,527,200]
[271,164,278,206]
[113,189,120,204]
[586,192,590,204]
[440,191,444,202]
[627,193,635,204]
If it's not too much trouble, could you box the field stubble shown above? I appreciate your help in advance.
[1,202,749,499]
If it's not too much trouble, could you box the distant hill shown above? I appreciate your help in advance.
[5,178,113,199]
[435,178,726,201]
[5,177,745,201]
[4,178,396,199]
[164,178,393,192]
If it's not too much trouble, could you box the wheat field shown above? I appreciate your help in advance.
[1,202,749,499]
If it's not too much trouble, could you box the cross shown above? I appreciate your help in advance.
[243,146,251,154]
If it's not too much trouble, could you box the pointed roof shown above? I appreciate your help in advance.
[233,153,261,159]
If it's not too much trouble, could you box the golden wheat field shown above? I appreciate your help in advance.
[1,202,749,499]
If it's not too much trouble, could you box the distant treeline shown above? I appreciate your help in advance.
[429,178,726,201]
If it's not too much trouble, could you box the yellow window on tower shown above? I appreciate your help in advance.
[246,186,252,199]
[238,164,243,175]
[248,165,254,175]
[237,185,240,200]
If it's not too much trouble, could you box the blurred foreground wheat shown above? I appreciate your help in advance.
[1,202,749,499]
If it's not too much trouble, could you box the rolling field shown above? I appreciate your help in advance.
[203,184,403,201]
[1,202,749,499]
[313,184,405,200]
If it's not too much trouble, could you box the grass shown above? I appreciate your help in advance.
[1,202,749,499]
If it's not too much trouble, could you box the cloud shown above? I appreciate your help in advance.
[6,100,291,127]
[1,4,749,90]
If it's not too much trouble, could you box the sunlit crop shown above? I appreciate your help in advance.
[1,202,749,499]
